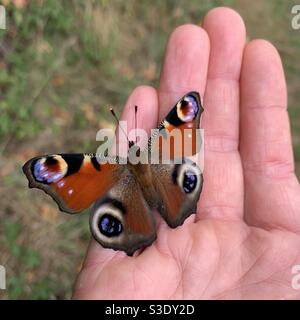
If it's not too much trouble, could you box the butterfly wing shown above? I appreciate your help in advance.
[147,92,203,227]
[22,153,123,214]
[90,167,156,256]
[148,91,203,160]
[151,158,203,228]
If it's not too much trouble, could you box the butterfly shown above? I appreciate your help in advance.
[22,92,204,256]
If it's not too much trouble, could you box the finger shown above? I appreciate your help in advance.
[73,86,159,296]
[158,24,210,120]
[197,7,246,221]
[240,40,300,232]
[158,24,209,226]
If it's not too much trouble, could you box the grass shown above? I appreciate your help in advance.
[0,0,299,299]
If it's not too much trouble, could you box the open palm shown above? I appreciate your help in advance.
[73,7,300,299]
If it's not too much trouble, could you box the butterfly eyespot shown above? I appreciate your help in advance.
[98,214,123,237]
[182,170,197,193]
[173,161,202,196]
[177,95,199,122]
[33,157,66,184]
[90,200,125,243]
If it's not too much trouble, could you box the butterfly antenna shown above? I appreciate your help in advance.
[110,107,130,145]
[134,105,138,144]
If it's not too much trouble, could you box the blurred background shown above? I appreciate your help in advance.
[0,0,299,299]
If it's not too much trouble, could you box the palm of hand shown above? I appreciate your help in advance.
[73,8,300,299]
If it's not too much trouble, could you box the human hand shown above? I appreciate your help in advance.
[73,7,300,299]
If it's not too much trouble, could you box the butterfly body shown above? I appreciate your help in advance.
[127,162,156,205]
[23,92,204,255]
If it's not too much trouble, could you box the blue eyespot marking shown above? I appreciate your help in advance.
[179,95,199,122]
[33,158,64,183]
[183,170,197,193]
[99,214,123,237]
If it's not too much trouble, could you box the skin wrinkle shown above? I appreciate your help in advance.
[213,286,242,300]
[153,237,183,299]
[239,241,272,285]
[82,250,112,270]
[214,227,269,299]
[204,136,239,153]
[205,76,240,82]
[291,246,300,272]
[279,185,297,223]
[159,86,203,96]
[215,277,288,300]
[213,222,248,298]
[286,186,300,230]
[245,104,287,110]
[134,259,155,286]
[217,240,300,299]
[250,219,299,234]
[199,157,244,221]
[196,206,243,222]
[239,229,296,295]
[245,182,299,231]
[175,227,196,299]
[204,79,239,112]
[236,225,252,299]
[75,263,107,299]
[201,225,221,297]
[239,277,292,299]
[220,234,253,299]
[168,227,200,299]
[74,250,118,295]
[168,265,184,299]
[126,263,137,300]
[243,161,295,178]
[203,79,239,136]
[166,231,186,299]
[262,108,293,178]
[131,262,151,298]
[169,267,185,299]
[171,222,216,299]
[164,256,183,299]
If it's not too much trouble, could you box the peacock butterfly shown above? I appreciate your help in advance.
[23,92,204,255]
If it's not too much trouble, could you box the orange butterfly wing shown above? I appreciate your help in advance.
[148,91,203,161]
[23,154,123,213]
